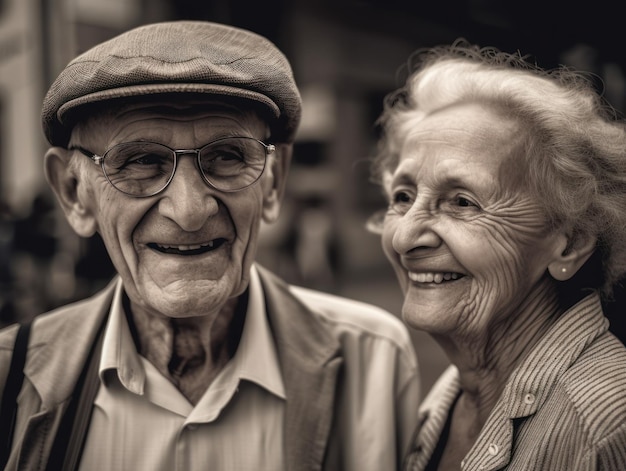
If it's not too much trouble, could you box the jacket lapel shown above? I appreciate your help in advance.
[257,266,343,471]
[14,271,343,470]
[405,366,460,471]
[14,406,67,471]
[24,280,115,407]
[12,279,116,471]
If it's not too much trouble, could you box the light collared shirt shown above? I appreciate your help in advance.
[405,293,626,471]
[79,266,286,471]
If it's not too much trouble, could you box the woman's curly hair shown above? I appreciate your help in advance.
[373,39,626,298]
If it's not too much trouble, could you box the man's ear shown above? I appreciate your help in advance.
[262,143,292,223]
[548,232,597,281]
[44,147,98,237]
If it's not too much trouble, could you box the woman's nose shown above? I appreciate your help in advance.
[157,156,220,231]
[391,204,441,255]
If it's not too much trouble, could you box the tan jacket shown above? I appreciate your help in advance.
[0,265,419,471]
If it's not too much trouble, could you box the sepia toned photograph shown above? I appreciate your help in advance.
[0,1,624,469]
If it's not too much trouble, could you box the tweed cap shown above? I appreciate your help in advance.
[41,21,302,146]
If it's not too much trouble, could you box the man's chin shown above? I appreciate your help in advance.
[137,279,236,318]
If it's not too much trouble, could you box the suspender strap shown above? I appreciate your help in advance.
[45,317,106,471]
[0,321,32,470]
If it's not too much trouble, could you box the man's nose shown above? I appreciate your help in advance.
[157,155,220,231]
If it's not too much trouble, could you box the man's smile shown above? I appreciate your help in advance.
[147,238,228,256]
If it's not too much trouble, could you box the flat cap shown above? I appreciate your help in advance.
[41,20,302,146]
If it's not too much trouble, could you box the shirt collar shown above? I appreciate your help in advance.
[229,264,285,399]
[500,293,608,419]
[415,294,608,425]
[464,293,609,470]
[410,293,609,471]
[98,264,285,399]
[99,278,145,394]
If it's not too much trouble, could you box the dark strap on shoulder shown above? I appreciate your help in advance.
[45,316,106,471]
[0,321,32,470]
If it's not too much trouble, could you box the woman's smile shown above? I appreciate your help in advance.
[407,271,464,284]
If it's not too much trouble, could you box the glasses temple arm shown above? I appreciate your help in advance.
[68,147,104,165]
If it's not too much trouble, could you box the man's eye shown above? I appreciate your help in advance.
[127,153,166,166]
[215,152,244,163]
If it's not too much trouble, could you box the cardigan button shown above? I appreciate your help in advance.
[488,443,499,455]
[524,393,536,404]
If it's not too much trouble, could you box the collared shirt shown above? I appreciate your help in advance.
[405,293,626,471]
[79,265,286,471]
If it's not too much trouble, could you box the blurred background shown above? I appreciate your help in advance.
[0,0,624,391]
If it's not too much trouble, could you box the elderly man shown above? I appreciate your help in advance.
[0,21,419,471]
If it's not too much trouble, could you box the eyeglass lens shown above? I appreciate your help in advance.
[102,137,268,196]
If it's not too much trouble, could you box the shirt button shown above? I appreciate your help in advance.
[524,393,536,404]
[488,443,499,455]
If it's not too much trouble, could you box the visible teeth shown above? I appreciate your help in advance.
[408,272,461,284]
[159,241,215,251]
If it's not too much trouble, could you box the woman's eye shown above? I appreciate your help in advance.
[453,195,480,210]
[392,191,411,204]
[388,190,413,214]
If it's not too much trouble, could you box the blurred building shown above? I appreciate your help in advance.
[1,0,624,388]
[0,0,45,213]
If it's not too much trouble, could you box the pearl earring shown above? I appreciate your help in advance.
[561,267,567,273]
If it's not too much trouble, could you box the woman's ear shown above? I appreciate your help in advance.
[44,147,98,237]
[261,143,292,223]
[548,232,597,281]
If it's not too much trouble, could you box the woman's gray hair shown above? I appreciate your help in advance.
[373,40,626,297]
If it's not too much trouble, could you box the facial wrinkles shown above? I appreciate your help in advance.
[480,203,551,259]
[464,161,551,294]
[108,110,266,283]
[396,128,513,202]
[480,284,551,367]
[386,103,557,352]
[449,198,555,363]
[75,105,270,319]
[132,180,262,318]
[68,127,114,210]
[107,110,265,148]
[400,102,519,160]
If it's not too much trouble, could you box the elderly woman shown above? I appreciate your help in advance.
[370,42,626,470]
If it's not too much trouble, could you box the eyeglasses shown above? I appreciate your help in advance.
[70,137,275,197]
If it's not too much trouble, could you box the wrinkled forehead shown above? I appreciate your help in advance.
[69,95,271,146]
[383,101,532,192]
